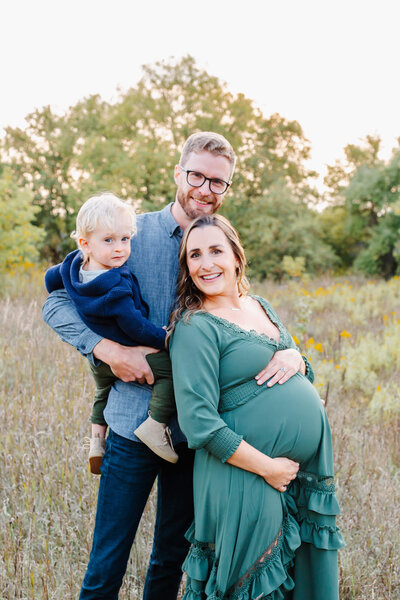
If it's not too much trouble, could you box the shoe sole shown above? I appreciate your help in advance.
[89,456,103,475]
[134,428,179,464]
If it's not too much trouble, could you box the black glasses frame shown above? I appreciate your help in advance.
[179,166,231,195]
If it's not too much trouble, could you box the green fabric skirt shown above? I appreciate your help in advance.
[182,376,345,600]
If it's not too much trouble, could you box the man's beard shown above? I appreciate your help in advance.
[176,188,220,220]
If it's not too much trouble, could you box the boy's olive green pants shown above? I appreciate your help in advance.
[89,350,175,426]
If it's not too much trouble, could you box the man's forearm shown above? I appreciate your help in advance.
[42,289,103,361]
[93,338,121,363]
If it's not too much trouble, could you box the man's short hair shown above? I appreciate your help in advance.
[179,132,236,180]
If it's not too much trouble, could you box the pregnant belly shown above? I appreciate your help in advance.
[222,373,325,463]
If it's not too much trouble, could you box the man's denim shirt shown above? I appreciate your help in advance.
[42,203,186,444]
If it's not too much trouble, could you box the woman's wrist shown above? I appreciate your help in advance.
[258,454,275,479]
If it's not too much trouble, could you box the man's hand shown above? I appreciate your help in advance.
[255,348,305,387]
[93,339,160,384]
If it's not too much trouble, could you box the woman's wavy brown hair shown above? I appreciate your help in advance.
[167,215,250,341]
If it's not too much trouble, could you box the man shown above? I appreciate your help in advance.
[43,131,307,599]
[43,132,237,599]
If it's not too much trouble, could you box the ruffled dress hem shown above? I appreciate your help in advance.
[182,471,345,600]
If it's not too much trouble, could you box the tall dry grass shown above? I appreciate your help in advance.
[0,272,399,599]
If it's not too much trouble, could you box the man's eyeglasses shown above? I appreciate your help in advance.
[179,166,230,195]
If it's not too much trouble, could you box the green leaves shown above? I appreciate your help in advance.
[0,168,44,274]
[1,56,315,265]
[2,55,398,280]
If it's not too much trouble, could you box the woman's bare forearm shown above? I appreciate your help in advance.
[226,440,299,492]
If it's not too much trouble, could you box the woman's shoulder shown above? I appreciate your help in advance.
[170,310,222,344]
[250,293,272,310]
[174,310,215,331]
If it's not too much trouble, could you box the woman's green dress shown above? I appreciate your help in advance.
[169,297,345,600]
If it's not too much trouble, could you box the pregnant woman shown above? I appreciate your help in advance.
[169,215,345,600]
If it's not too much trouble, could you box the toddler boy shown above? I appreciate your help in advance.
[45,193,178,473]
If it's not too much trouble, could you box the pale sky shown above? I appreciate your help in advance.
[2,0,399,188]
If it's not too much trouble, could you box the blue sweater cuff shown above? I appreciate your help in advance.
[205,427,243,463]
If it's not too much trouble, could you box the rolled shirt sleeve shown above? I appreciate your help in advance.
[42,289,103,363]
[170,314,242,462]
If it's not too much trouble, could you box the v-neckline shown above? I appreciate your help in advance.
[200,295,290,350]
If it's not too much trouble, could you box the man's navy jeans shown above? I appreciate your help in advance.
[79,429,194,599]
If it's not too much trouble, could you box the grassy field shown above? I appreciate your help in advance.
[1,272,399,599]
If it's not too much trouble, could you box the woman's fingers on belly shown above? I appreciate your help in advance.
[263,456,299,492]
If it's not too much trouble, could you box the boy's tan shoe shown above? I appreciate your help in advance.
[88,434,106,474]
[134,416,179,463]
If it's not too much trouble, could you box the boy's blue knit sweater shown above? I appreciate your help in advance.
[45,249,166,350]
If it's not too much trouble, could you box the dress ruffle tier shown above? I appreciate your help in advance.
[181,471,345,600]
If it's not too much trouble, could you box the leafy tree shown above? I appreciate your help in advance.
[317,206,364,269]
[346,150,400,277]
[2,106,81,261]
[1,56,317,268]
[321,138,400,277]
[222,183,338,281]
[324,135,383,202]
[0,167,44,273]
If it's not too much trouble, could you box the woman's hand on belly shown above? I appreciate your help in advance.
[262,456,300,492]
[255,348,305,387]
[226,440,299,493]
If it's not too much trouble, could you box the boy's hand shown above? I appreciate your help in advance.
[93,339,159,384]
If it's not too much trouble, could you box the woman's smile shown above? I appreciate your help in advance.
[200,272,222,281]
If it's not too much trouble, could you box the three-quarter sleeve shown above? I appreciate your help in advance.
[170,315,242,462]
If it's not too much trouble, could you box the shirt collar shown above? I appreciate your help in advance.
[160,202,182,238]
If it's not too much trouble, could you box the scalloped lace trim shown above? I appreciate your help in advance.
[229,528,283,599]
[201,295,292,350]
[296,471,336,493]
[185,519,292,600]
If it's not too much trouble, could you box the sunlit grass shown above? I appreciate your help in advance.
[1,272,399,599]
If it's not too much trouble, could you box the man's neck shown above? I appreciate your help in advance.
[170,200,192,231]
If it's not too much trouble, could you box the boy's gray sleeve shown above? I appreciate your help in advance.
[42,289,103,363]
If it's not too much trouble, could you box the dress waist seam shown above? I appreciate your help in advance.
[219,379,266,412]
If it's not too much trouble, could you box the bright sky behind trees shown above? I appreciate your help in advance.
[2,0,399,187]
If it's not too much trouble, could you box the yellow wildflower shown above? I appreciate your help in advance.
[340,330,352,338]
[314,342,323,352]
[292,335,300,346]
[306,337,315,347]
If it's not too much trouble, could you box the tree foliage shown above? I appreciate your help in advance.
[0,167,44,273]
[2,56,317,273]
[222,183,337,281]
[3,55,399,280]
[321,137,400,277]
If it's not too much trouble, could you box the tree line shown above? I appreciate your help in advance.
[1,55,399,279]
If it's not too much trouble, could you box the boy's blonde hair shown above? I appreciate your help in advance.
[71,193,137,253]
